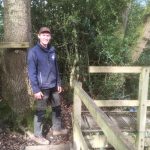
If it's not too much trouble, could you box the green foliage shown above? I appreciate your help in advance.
[30,0,149,100]
[0,99,34,132]
[87,74,125,99]
[136,46,150,66]
[0,0,149,131]
[0,100,20,130]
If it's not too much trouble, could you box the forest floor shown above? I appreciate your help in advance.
[0,98,73,150]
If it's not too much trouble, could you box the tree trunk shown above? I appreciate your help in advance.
[122,2,131,38]
[4,0,31,42]
[2,0,32,115]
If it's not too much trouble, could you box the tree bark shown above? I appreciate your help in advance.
[122,2,131,38]
[2,0,32,115]
[4,0,31,42]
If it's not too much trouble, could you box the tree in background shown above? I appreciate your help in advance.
[31,0,150,100]
[0,0,150,115]
[1,0,32,116]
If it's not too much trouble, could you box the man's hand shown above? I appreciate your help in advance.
[57,86,62,93]
[34,91,44,100]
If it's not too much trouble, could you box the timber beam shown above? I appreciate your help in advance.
[0,42,29,48]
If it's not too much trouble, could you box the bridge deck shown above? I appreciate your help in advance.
[81,111,150,149]
[25,143,71,150]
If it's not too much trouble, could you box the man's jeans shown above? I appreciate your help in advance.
[34,88,62,137]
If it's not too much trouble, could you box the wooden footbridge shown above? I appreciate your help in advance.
[73,66,150,150]
[1,39,150,150]
[24,66,150,150]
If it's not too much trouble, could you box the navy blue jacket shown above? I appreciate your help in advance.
[27,42,61,93]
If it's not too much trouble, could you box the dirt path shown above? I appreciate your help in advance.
[0,100,73,150]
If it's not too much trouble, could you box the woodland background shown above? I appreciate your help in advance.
[0,0,150,130]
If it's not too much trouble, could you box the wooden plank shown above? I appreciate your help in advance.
[83,115,98,129]
[73,82,82,126]
[0,42,29,48]
[94,100,150,107]
[82,113,137,132]
[73,82,82,150]
[136,68,149,150]
[74,81,136,150]
[84,134,109,149]
[82,129,102,133]
[94,100,139,107]
[73,119,89,150]
[89,66,145,73]
[25,144,70,150]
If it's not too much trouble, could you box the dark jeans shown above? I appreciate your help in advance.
[34,87,62,137]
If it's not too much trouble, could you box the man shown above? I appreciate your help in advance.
[27,27,67,145]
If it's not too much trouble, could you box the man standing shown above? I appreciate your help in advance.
[27,27,67,145]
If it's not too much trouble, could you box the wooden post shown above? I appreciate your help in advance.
[2,0,31,115]
[136,68,149,150]
[75,83,137,150]
[73,82,82,150]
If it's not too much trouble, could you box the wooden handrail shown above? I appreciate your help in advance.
[73,67,150,150]
[73,119,89,150]
[94,100,150,107]
[73,81,136,150]
[89,66,150,73]
[94,100,139,107]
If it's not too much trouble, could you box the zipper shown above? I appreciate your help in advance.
[40,72,43,85]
